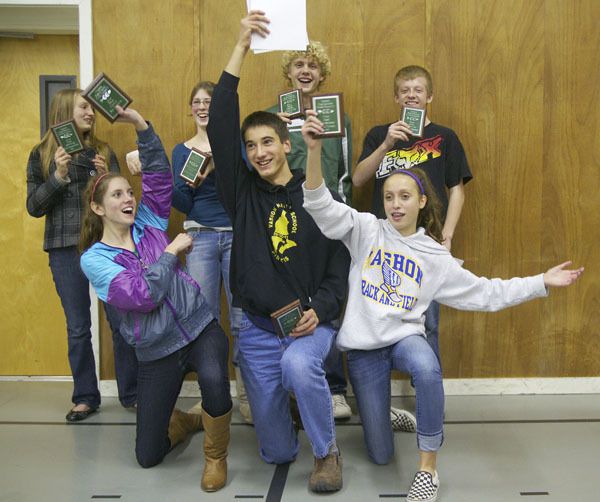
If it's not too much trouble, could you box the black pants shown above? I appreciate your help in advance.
[135,320,231,468]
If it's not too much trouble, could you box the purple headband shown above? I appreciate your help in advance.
[90,172,110,204]
[393,170,425,195]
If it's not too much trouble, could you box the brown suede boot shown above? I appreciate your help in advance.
[201,407,232,492]
[308,450,343,493]
[167,408,203,448]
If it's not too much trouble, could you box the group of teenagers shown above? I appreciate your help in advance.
[26,10,583,502]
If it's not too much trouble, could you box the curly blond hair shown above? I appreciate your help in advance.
[281,41,332,88]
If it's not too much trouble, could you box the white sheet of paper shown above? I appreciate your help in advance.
[248,0,309,53]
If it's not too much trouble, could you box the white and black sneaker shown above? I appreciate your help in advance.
[407,470,439,502]
[390,407,416,432]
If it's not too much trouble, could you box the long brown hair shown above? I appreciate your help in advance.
[35,88,111,178]
[383,168,444,243]
[79,172,125,252]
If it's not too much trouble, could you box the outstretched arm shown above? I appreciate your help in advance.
[543,261,584,287]
[225,10,270,78]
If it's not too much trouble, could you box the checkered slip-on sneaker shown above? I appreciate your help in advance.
[390,407,417,432]
[406,470,439,502]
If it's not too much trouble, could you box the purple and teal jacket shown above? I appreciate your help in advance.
[80,125,213,361]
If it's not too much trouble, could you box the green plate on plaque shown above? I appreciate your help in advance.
[312,93,345,138]
[82,72,132,123]
[278,89,304,119]
[180,148,211,184]
[401,106,426,137]
[270,299,303,338]
[51,119,84,154]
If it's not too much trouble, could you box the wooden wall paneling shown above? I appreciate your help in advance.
[351,0,427,211]
[87,0,597,382]
[428,0,545,377]
[543,0,600,376]
[93,0,198,379]
[0,35,79,375]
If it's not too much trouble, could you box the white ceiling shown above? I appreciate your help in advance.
[0,5,78,35]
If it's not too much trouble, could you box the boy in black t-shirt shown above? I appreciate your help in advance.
[354,65,472,432]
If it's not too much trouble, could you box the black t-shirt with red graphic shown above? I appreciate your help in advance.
[358,122,473,219]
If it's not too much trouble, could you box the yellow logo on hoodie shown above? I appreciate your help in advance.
[268,203,298,262]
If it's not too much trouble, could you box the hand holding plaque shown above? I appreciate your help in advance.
[51,120,84,154]
[401,106,426,137]
[180,148,211,184]
[278,89,304,120]
[311,93,345,139]
[271,299,304,338]
[82,73,132,123]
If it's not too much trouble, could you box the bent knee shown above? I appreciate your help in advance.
[136,450,165,469]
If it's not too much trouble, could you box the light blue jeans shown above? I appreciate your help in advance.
[238,313,337,463]
[348,334,444,464]
[186,228,242,363]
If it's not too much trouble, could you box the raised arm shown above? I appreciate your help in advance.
[115,106,172,225]
[302,109,325,190]
[224,10,270,77]
[207,12,270,219]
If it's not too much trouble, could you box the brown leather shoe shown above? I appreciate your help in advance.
[167,408,203,448]
[308,451,343,493]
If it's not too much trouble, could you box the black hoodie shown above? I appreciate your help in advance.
[207,71,350,324]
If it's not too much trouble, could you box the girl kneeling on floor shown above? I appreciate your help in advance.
[300,110,583,502]
[79,106,232,492]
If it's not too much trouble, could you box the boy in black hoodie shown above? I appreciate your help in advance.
[207,11,350,493]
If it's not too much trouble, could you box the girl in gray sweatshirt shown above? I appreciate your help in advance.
[300,110,583,502]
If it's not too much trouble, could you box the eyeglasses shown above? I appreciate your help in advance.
[191,99,211,106]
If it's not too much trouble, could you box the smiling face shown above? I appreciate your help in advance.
[244,125,292,185]
[92,176,136,229]
[287,56,324,96]
[382,173,427,236]
[72,94,95,132]
[190,88,211,129]
[394,76,433,111]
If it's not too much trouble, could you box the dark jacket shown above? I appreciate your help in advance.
[207,71,350,324]
[26,144,119,251]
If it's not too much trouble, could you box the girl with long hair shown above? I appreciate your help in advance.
[80,106,232,492]
[171,81,249,423]
[26,88,137,421]
[301,110,583,502]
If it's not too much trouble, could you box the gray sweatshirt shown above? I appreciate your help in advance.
[303,182,548,351]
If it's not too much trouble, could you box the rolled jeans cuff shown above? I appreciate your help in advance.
[417,431,444,452]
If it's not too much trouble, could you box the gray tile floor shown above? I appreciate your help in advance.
[1,381,599,501]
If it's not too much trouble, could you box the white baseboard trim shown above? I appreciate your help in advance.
[4,377,600,397]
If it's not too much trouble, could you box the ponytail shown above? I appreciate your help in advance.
[410,168,444,244]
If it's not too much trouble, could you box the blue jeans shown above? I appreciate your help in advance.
[103,303,138,407]
[324,341,347,395]
[348,334,444,464]
[424,300,441,365]
[135,320,231,468]
[238,313,337,463]
[186,229,242,364]
[49,247,137,408]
